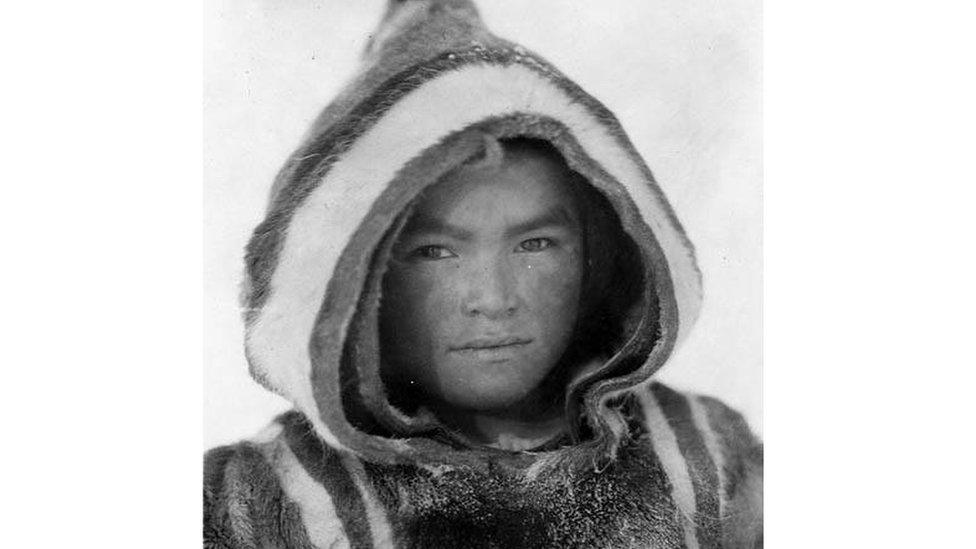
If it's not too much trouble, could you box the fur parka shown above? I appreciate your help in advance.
[205,1,762,547]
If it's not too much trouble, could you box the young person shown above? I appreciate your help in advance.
[205,1,762,547]
[377,137,635,453]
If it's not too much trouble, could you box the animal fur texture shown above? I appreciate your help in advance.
[206,1,762,547]
[206,385,761,548]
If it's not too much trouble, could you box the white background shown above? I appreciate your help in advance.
[4,0,975,547]
[204,0,763,448]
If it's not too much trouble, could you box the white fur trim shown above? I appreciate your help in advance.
[689,395,726,520]
[261,436,350,549]
[247,63,702,446]
[250,420,285,445]
[637,389,699,549]
[340,453,395,547]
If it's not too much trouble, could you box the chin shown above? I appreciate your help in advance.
[441,385,532,412]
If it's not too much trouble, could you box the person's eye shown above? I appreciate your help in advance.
[411,245,457,260]
[516,237,554,253]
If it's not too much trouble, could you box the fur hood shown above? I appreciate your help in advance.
[241,0,702,468]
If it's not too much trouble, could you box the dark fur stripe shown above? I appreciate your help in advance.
[204,442,319,549]
[698,395,762,502]
[203,446,238,548]
[281,412,375,548]
[650,383,721,548]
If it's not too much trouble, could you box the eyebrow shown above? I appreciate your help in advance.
[402,215,475,241]
[504,204,578,238]
[403,204,578,241]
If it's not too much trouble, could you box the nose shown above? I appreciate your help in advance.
[461,256,520,319]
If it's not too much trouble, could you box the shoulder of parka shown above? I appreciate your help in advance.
[626,382,763,548]
[203,392,761,548]
[203,437,324,549]
[203,413,376,549]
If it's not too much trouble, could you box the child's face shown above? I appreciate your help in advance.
[382,151,583,414]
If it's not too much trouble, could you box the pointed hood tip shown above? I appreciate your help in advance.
[364,0,485,61]
[384,0,481,14]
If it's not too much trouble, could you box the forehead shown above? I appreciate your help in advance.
[408,151,580,229]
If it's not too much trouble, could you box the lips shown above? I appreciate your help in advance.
[450,336,533,352]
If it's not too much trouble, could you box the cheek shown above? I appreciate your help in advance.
[520,250,583,318]
[385,265,460,335]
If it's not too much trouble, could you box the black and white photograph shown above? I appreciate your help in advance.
[204,1,761,547]
[6,0,976,547]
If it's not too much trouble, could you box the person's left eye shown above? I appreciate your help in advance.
[516,237,554,253]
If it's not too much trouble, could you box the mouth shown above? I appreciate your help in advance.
[450,336,534,352]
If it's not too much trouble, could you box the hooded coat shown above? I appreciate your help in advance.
[204,1,762,547]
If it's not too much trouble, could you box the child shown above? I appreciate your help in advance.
[205,1,762,547]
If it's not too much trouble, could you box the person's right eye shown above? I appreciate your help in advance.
[411,245,457,260]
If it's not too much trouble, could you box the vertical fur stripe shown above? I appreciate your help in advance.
[340,454,395,548]
[259,431,350,548]
[284,417,374,548]
[637,388,699,549]
[223,459,258,546]
[688,395,727,524]
[650,384,721,548]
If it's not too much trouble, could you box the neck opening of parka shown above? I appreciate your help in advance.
[241,0,702,470]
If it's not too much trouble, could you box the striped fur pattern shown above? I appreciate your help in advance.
[205,383,762,548]
[209,1,762,546]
